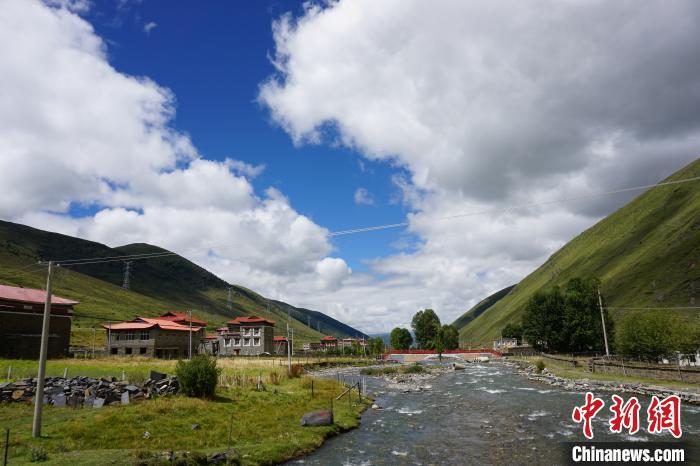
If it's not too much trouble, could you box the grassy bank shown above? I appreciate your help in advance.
[359,364,427,377]
[0,357,372,465]
[509,356,700,392]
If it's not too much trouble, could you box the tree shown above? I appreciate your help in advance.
[617,311,699,361]
[411,309,441,349]
[367,337,385,356]
[390,327,413,349]
[501,322,523,343]
[521,277,611,353]
[441,324,459,350]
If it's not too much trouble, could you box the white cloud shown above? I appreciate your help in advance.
[353,187,374,206]
[0,0,344,305]
[143,21,157,34]
[259,0,700,332]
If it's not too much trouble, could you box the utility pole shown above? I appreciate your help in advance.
[32,261,53,438]
[598,287,610,357]
[122,260,131,290]
[91,327,96,358]
[291,327,294,357]
[188,309,193,359]
[227,287,232,311]
[286,323,292,373]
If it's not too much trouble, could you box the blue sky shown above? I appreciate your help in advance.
[2,0,698,332]
[82,0,412,272]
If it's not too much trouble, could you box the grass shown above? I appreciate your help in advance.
[510,356,700,392]
[0,358,372,465]
[458,158,700,345]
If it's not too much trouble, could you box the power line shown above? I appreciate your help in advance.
[35,174,700,265]
[607,306,700,310]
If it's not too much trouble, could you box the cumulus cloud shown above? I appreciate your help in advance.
[353,187,374,206]
[0,0,342,301]
[259,0,700,331]
[143,21,157,34]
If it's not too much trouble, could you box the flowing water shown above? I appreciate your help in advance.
[293,362,700,465]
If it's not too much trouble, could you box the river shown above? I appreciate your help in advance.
[293,361,700,465]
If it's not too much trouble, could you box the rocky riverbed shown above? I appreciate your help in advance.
[511,360,700,405]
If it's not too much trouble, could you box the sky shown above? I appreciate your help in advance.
[1,0,699,333]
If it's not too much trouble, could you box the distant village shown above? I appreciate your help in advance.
[0,283,368,360]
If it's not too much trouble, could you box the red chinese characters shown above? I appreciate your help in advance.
[572,392,605,439]
[609,394,641,434]
[647,395,682,438]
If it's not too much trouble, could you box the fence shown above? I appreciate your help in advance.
[590,357,700,384]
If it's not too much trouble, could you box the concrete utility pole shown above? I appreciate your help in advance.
[598,287,610,357]
[32,261,53,438]
[122,261,131,290]
[286,323,292,373]
[188,309,193,359]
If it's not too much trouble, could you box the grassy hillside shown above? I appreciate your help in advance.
[459,158,700,346]
[451,285,515,332]
[0,221,365,347]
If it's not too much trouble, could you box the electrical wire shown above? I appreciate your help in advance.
[35,174,700,265]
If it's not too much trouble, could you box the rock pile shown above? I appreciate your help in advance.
[0,374,179,407]
[518,363,700,405]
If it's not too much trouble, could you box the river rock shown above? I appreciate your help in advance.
[300,410,334,426]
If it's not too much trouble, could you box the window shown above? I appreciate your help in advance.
[139,347,147,355]
[244,328,251,336]
[140,331,150,340]
[253,338,260,346]
[111,347,118,355]
[234,338,241,346]
[125,347,132,355]
[253,328,260,336]
[224,338,231,348]
[125,332,136,341]
[244,338,251,346]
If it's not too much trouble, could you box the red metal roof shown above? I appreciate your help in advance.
[0,284,79,306]
[321,335,337,341]
[157,311,208,326]
[227,316,276,326]
[102,317,202,332]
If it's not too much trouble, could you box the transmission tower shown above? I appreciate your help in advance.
[227,287,232,311]
[122,261,131,290]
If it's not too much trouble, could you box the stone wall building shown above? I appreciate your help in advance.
[216,316,275,356]
[0,284,77,359]
[103,316,204,359]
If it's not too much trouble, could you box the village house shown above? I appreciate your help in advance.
[216,316,275,356]
[273,336,288,355]
[0,284,77,359]
[320,335,338,350]
[492,337,519,352]
[340,337,367,348]
[103,315,205,359]
[302,342,321,351]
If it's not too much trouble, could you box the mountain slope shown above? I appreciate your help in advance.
[0,220,365,346]
[451,285,515,332]
[458,158,700,346]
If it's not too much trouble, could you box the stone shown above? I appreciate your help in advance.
[150,370,167,381]
[121,392,130,405]
[124,385,139,393]
[11,390,24,400]
[300,410,333,427]
[143,431,150,439]
[191,424,201,430]
[53,395,66,407]
[93,397,105,408]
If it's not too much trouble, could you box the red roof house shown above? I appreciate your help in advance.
[156,311,207,327]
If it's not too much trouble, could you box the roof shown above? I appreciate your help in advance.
[227,316,276,326]
[0,284,79,306]
[321,335,337,341]
[273,336,288,341]
[157,311,208,327]
[102,317,202,332]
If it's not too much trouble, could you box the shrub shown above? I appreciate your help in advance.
[175,354,221,398]
[534,359,545,373]
[289,363,304,378]
[402,364,426,374]
[29,446,48,463]
[268,372,281,385]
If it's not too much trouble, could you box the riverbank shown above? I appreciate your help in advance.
[507,358,700,405]
[0,358,372,465]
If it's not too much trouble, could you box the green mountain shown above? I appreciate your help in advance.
[458,158,700,346]
[0,220,366,346]
[451,285,515,335]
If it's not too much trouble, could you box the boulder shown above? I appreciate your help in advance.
[300,410,333,427]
